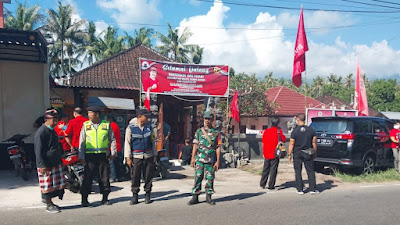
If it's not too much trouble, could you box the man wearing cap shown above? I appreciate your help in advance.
[79,106,117,206]
[34,109,66,213]
[124,108,156,205]
[142,67,159,93]
[188,111,222,206]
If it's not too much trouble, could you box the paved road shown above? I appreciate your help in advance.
[1,165,400,225]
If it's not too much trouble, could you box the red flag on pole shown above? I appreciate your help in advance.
[230,90,240,123]
[292,6,309,88]
[144,89,150,111]
[354,62,369,116]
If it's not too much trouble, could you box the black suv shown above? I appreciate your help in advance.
[310,117,394,174]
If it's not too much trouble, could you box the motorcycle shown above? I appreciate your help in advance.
[4,134,33,181]
[154,149,169,179]
[62,150,84,193]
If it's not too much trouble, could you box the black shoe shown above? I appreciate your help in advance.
[260,186,266,189]
[187,194,199,205]
[267,187,275,190]
[145,192,152,204]
[101,194,112,205]
[206,194,216,205]
[52,203,61,210]
[46,204,60,213]
[81,199,91,207]
[130,194,139,205]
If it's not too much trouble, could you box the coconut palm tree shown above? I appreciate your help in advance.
[344,73,354,89]
[156,23,197,63]
[4,1,45,31]
[97,26,124,61]
[264,72,277,88]
[191,45,204,64]
[310,76,325,98]
[125,27,155,48]
[43,1,87,76]
[83,21,102,66]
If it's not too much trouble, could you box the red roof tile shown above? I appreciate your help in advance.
[67,44,171,90]
[267,86,323,116]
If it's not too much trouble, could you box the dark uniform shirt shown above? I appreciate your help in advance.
[34,125,63,168]
[290,125,316,152]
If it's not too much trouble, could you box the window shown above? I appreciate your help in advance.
[354,120,372,133]
[251,125,256,130]
[262,125,269,130]
[240,126,246,133]
[310,120,348,133]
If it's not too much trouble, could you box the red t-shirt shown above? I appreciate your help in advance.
[65,116,89,148]
[389,129,400,148]
[142,77,159,92]
[262,127,287,159]
[110,122,122,152]
[54,121,70,151]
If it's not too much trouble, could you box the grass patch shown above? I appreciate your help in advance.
[334,169,400,183]
[240,164,263,176]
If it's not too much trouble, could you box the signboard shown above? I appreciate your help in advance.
[0,1,12,3]
[306,108,358,125]
[140,58,229,97]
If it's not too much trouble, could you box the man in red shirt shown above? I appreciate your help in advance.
[65,107,89,150]
[260,117,286,190]
[142,67,159,93]
[108,116,122,182]
[54,113,70,152]
[389,122,400,173]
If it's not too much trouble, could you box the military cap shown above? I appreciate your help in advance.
[87,106,103,112]
[138,108,151,116]
[203,111,214,119]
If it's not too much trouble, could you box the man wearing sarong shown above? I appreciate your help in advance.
[34,109,66,213]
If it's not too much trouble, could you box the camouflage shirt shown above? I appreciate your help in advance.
[193,127,221,163]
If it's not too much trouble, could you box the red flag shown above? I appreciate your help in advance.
[354,62,369,116]
[292,6,309,88]
[144,89,150,111]
[230,90,240,123]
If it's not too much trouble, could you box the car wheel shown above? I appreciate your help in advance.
[363,155,375,174]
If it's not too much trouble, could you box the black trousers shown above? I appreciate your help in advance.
[260,158,280,189]
[131,157,154,194]
[293,151,316,192]
[81,153,110,197]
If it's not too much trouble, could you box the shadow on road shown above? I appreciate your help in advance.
[154,192,192,201]
[215,192,265,203]
[276,180,337,193]
[109,190,180,204]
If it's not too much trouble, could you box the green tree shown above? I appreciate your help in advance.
[368,79,400,111]
[124,27,155,48]
[191,45,204,64]
[82,21,102,66]
[264,72,277,89]
[4,1,44,31]
[43,1,87,76]
[156,23,197,63]
[310,76,325,98]
[98,26,124,61]
[344,73,354,89]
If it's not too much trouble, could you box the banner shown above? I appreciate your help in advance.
[140,58,229,97]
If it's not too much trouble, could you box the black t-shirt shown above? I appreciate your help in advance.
[181,145,193,161]
[290,125,316,152]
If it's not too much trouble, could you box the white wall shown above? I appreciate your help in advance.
[0,60,49,143]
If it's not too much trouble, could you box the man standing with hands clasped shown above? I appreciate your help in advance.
[79,106,117,207]
[288,113,319,195]
[188,111,221,206]
[125,109,156,205]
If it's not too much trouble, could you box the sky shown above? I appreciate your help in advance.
[4,0,400,80]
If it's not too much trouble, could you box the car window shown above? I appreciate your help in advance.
[373,121,388,134]
[354,120,372,133]
[310,120,348,133]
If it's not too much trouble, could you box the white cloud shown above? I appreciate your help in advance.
[96,0,161,31]
[178,1,400,79]
[94,20,109,37]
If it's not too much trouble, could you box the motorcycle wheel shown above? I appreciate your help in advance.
[21,169,29,181]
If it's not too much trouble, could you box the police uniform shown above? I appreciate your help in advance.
[78,106,117,206]
[188,111,221,205]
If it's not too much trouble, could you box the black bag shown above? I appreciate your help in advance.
[300,148,315,160]
[275,130,287,159]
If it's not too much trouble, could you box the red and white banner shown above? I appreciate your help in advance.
[354,62,369,116]
[292,6,309,88]
[140,58,229,97]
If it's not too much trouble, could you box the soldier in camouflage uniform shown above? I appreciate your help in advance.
[188,111,221,206]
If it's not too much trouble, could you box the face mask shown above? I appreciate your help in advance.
[394,125,400,130]
[46,125,54,130]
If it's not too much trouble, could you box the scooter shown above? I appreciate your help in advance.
[154,149,169,179]
[4,134,33,181]
[62,150,84,193]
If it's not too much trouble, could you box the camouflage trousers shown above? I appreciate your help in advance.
[192,161,215,195]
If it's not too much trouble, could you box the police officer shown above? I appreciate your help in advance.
[188,111,221,206]
[79,106,117,206]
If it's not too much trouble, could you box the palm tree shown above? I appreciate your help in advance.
[310,76,325,98]
[264,72,277,88]
[191,45,204,64]
[277,78,288,86]
[156,23,196,63]
[344,73,354,89]
[125,27,155,48]
[328,74,341,85]
[4,1,44,31]
[43,1,87,76]
[98,26,124,61]
[83,21,102,66]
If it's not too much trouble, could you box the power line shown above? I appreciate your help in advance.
[341,0,400,9]
[197,0,400,13]
[371,0,400,6]
[267,0,376,10]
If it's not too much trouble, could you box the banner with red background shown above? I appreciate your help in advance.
[140,58,229,97]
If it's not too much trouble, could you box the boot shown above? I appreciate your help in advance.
[206,194,215,205]
[187,194,199,205]
[145,192,152,204]
[130,194,139,205]
[101,193,112,205]
[81,195,91,207]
